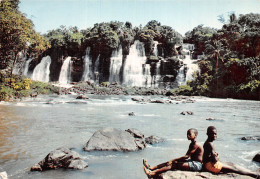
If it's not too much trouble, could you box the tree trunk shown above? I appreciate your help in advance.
[10,51,18,84]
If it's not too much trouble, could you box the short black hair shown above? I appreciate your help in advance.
[207,126,216,134]
[188,128,198,136]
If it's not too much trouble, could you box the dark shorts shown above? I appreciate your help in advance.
[187,159,203,171]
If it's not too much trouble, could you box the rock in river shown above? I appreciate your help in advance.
[31,147,88,171]
[180,111,194,115]
[145,135,164,145]
[83,128,147,152]
[253,152,260,163]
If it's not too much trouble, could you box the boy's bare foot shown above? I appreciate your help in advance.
[143,166,153,178]
[143,159,151,170]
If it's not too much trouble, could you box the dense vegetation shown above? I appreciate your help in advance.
[177,13,260,100]
[0,0,259,100]
[0,0,57,101]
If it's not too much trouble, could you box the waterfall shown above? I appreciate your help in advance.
[153,61,161,87]
[23,58,32,77]
[153,41,159,56]
[31,56,51,82]
[175,45,199,86]
[109,46,123,84]
[59,57,72,84]
[82,47,92,81]
[94,55,100,83]
[143,64,152,87]
[185,59,199,82]
[176,63,187,86]
[123,40,147,87]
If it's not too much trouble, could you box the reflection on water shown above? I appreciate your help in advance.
[0,95,259,179]
[0,106,29,161]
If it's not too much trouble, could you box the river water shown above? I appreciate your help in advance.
[0,95,259,179]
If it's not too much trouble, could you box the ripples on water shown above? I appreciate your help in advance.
[0,95,259,178]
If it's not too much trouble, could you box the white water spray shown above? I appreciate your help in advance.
[31,56,51,82]
[176,45,199,86]
[109,46,123,83]
[23,58,33,77]
[153,41,159,56]
[82,47,92,81]
[123,40,147,87]
[59,57,72,84]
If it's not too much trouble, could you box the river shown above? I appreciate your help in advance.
[0,95,259,179]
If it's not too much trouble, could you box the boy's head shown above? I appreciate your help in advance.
[206,126,217,141]
[187,128,198,140]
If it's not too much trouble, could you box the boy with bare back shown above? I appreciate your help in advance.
[143,128,203,178]
[203,126,258,178]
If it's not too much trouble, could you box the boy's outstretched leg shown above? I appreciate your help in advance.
[143,166,152,178]
[143,159,151,170]
[143,159,171,171]
[221,163,258,178]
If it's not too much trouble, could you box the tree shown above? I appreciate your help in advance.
[0,0,50,74]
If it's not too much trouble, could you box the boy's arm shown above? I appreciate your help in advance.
[208,142,219,163]
[167,143,196,164]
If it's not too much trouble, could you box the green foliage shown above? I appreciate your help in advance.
[139,20,183,57]
[238,80,260,93]
[0,75,59,101]
[45,26,83,56]
[100,81,110,87]
[0,0,50,70]
[185,25,216,55]
[169,85,193,96]
[0,85,15,101]
[186,13,260,100]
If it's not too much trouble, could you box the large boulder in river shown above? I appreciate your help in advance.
[159,170,254,179]
[31,147,88,171]
[83,128,146,152]
[253,152,260,163]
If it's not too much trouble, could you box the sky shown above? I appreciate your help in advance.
[19,0,260,35]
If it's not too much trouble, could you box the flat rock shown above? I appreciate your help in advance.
[159,170,255,179]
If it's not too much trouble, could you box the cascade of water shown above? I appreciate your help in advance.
[143,64,152,86]
[94,55,100,83]
[123,40,147,87]
[109,46,123,83]
[153,41,159,56]
[154,61,161,87]
[175,45,199,86]
[59,57,72,84]
[82,47,92,81]
[31,56,51,82]
[23,58,33,77]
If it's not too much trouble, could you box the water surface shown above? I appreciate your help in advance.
[0,95,259,178]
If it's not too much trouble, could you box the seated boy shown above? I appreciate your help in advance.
[203,126,258,178]
[143,128,203,178]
